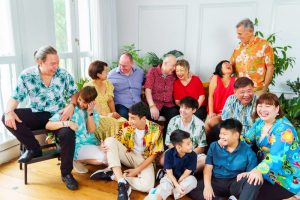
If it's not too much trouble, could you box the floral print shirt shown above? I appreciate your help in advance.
[242,117,300,194]
[221,94,257,135]
[115,120,163,159]
[12,66,77,115]
[165,115,207,149]
[49,106,100,160]
[230,37,274,91]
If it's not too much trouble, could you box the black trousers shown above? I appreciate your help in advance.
[2,108,75,176]
[256,181,295,200]
[188,177,261,200]
[194,105,207,122]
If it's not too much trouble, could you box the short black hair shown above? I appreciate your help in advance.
[213,60,230,78]
[179,96,199,109]
[128,102,150,118]
[170,129,190,146]
[220,118,243,135]
[234,77,254,89]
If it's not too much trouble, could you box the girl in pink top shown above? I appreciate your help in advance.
[205,60,235,132]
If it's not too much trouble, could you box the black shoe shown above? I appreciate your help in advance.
[118,181,131,200]
[90,169,113,180]
[62,174,79,190]
[155,169,165,181]
[18,149,42,163]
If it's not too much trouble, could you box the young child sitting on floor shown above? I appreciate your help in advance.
[145,129,197,200]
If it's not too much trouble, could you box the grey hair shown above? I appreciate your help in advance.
[236,18,254,31]
[33,45,57,62]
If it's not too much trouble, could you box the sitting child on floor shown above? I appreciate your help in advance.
[145,129,197,200]
[188,118,261,200]
[46,86,107,174]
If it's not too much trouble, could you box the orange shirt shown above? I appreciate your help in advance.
[230,37,274,91]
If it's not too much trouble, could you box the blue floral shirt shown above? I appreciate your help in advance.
[221,94,257,135]
[49,106,100,160]
[242,117,300,194]
[12,66,77,115]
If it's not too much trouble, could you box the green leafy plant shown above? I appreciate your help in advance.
[109,44,183,73]
[279,79,300,137]
[76,78,89,90]
[254,18,296,86]
[287,77,300,96]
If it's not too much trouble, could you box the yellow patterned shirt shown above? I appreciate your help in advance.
[230,37,274,91]
[84,80,114,115]
[115,120,163,159]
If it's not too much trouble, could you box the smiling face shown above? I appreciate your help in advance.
[219,128,239,147]
[162,55,177,75]
[236,25,254,44]
[256,103,279,123]
[235,84,254,105]
[38,54,59,76]
[179,104,196,121]
[128,113,146,130]
[119,54,133,74]
[221,61,233,75]
[175,65,189,80]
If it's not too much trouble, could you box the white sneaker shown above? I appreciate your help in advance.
[228,195,237,200]
[73,161,88,174]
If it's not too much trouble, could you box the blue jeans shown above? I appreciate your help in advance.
[115,104,129,119]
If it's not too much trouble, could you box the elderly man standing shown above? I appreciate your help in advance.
[144,54,179,127]
[108,53,144,119]
[230,18,274,95]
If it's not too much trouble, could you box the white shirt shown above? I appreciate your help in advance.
[133,128,145,153]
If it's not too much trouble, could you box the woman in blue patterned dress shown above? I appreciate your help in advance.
[242,93,300,200]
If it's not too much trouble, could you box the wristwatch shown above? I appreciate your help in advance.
[89,112,94,117]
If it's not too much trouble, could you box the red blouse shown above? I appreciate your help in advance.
[212,76,235,114]
[173,75,205,101]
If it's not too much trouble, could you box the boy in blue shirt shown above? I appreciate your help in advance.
[145,129,197,200]
[189,118,261,200]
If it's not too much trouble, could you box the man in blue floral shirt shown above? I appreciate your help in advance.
[221,77,257,135]
[1,46,79,190]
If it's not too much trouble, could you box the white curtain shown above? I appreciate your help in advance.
[90,0,118,65]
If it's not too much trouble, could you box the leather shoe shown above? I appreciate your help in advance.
[18,149,42,163]
[62,174,79,190]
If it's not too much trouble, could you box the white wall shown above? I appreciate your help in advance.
[116,0,300,94]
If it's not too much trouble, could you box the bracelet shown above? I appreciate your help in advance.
[149,104,156,108]
[62,121,69,127]
[5,110,14,115]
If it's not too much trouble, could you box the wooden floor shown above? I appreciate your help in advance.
[0,159,191,200]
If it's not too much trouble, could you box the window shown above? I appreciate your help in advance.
[53,0,93,80]
[0,0,18,143]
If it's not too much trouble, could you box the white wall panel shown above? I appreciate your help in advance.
[269,0,300,93]
[138,5,187,56]
[197,2,256,80]
[116,0,300,94]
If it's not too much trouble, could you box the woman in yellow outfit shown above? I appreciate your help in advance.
[84,60,126,141]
